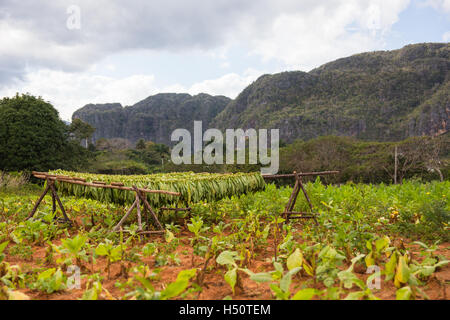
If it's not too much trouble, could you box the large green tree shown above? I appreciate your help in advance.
[0,94,89,171]
[69,118,95,148]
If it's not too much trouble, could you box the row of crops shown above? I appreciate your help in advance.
[48,170,266,207]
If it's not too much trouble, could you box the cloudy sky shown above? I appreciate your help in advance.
[0,0,449,120]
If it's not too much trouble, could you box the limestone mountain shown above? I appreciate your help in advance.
[72,93,231,145]
[213,43,449,142]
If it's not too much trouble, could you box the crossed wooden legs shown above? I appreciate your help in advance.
[283,174,318,224]
[27,179,71,223]
[113,185,164,234]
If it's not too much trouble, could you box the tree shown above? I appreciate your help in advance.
[69,118,95,148]
[424,135,448,182]
[382,136,449,183]
[0,94,89,172]
[136,139,146,150]
[128,141,170,167]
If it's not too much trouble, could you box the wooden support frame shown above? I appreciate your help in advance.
[283,173,319,223]
[27,179,72,224]
[263,170,339,224]
[29,172,183,236]
[112,185,165,234]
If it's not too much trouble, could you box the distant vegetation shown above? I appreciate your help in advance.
[279,135,449,184]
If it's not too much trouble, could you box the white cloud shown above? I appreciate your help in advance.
[422,0,450,13]
[0,0,415,114]
[0,0,412,80]
[186,69,262,98]
[443,31,450,41]
[0,69,263,121]
[245,0,411,71]
[0,71,158,120]
[0,20,100,73]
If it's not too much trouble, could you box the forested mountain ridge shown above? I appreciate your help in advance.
[73,43,449,144]
[213,43,449,142]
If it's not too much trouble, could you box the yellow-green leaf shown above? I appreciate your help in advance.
[287,248,303,271]
[396,286,413,300]
[394,255,410,288]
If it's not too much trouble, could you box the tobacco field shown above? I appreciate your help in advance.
[0,175,449,300]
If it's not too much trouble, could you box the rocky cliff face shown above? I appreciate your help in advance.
[213,43,449,142]
[72,93,231,145]
[73,43,449,145]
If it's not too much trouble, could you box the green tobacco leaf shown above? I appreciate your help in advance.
[82,288,98,300]
[54,269,64,290]
[224,269,237,294]
[161,280,189,300]
[338,270,365,289]
[135,276,155,291]
[287,248,303,271]
[7,290,30,300]
[365,252,375,267]
[176,268,197,282]
[396,286,413,300]
[385,251,398,281]
[38,268,55,280]
[394,256,410,288]
[250,272,273,283]
[270,284,289,300]
[291,288,320,300]
[434,260,449,269]
[0,241,9,254]
[344,291,366,300]
[165,230,175,243]
[416,265,435,278]
[375,236,390,253]
[216,251,239,267]
[95,244,109,256]
[303,262,314,276]
[280,272,292,293]
[273,262,284,274]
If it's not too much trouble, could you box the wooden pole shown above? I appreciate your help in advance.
[113,200,137,231]
[283,179,299,219]
[50,183,70,222]
[27,180,51,220]
[133,185,164,231]
[52,189,56,214]
[135,192,143,232]
[394,145,398,185]
[263,171,339,179]
[297,175,314,212]
[31,173,180,196]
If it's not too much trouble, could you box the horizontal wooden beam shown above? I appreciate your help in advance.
[287,216,317,220]
[160,207,191,212]
[262,171,339,179]
[32,172,181,196]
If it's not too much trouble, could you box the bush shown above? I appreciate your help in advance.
[0,171,29,190]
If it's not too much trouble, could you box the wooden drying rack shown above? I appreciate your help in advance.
[263,171,339,223]
[28,172,188,235]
